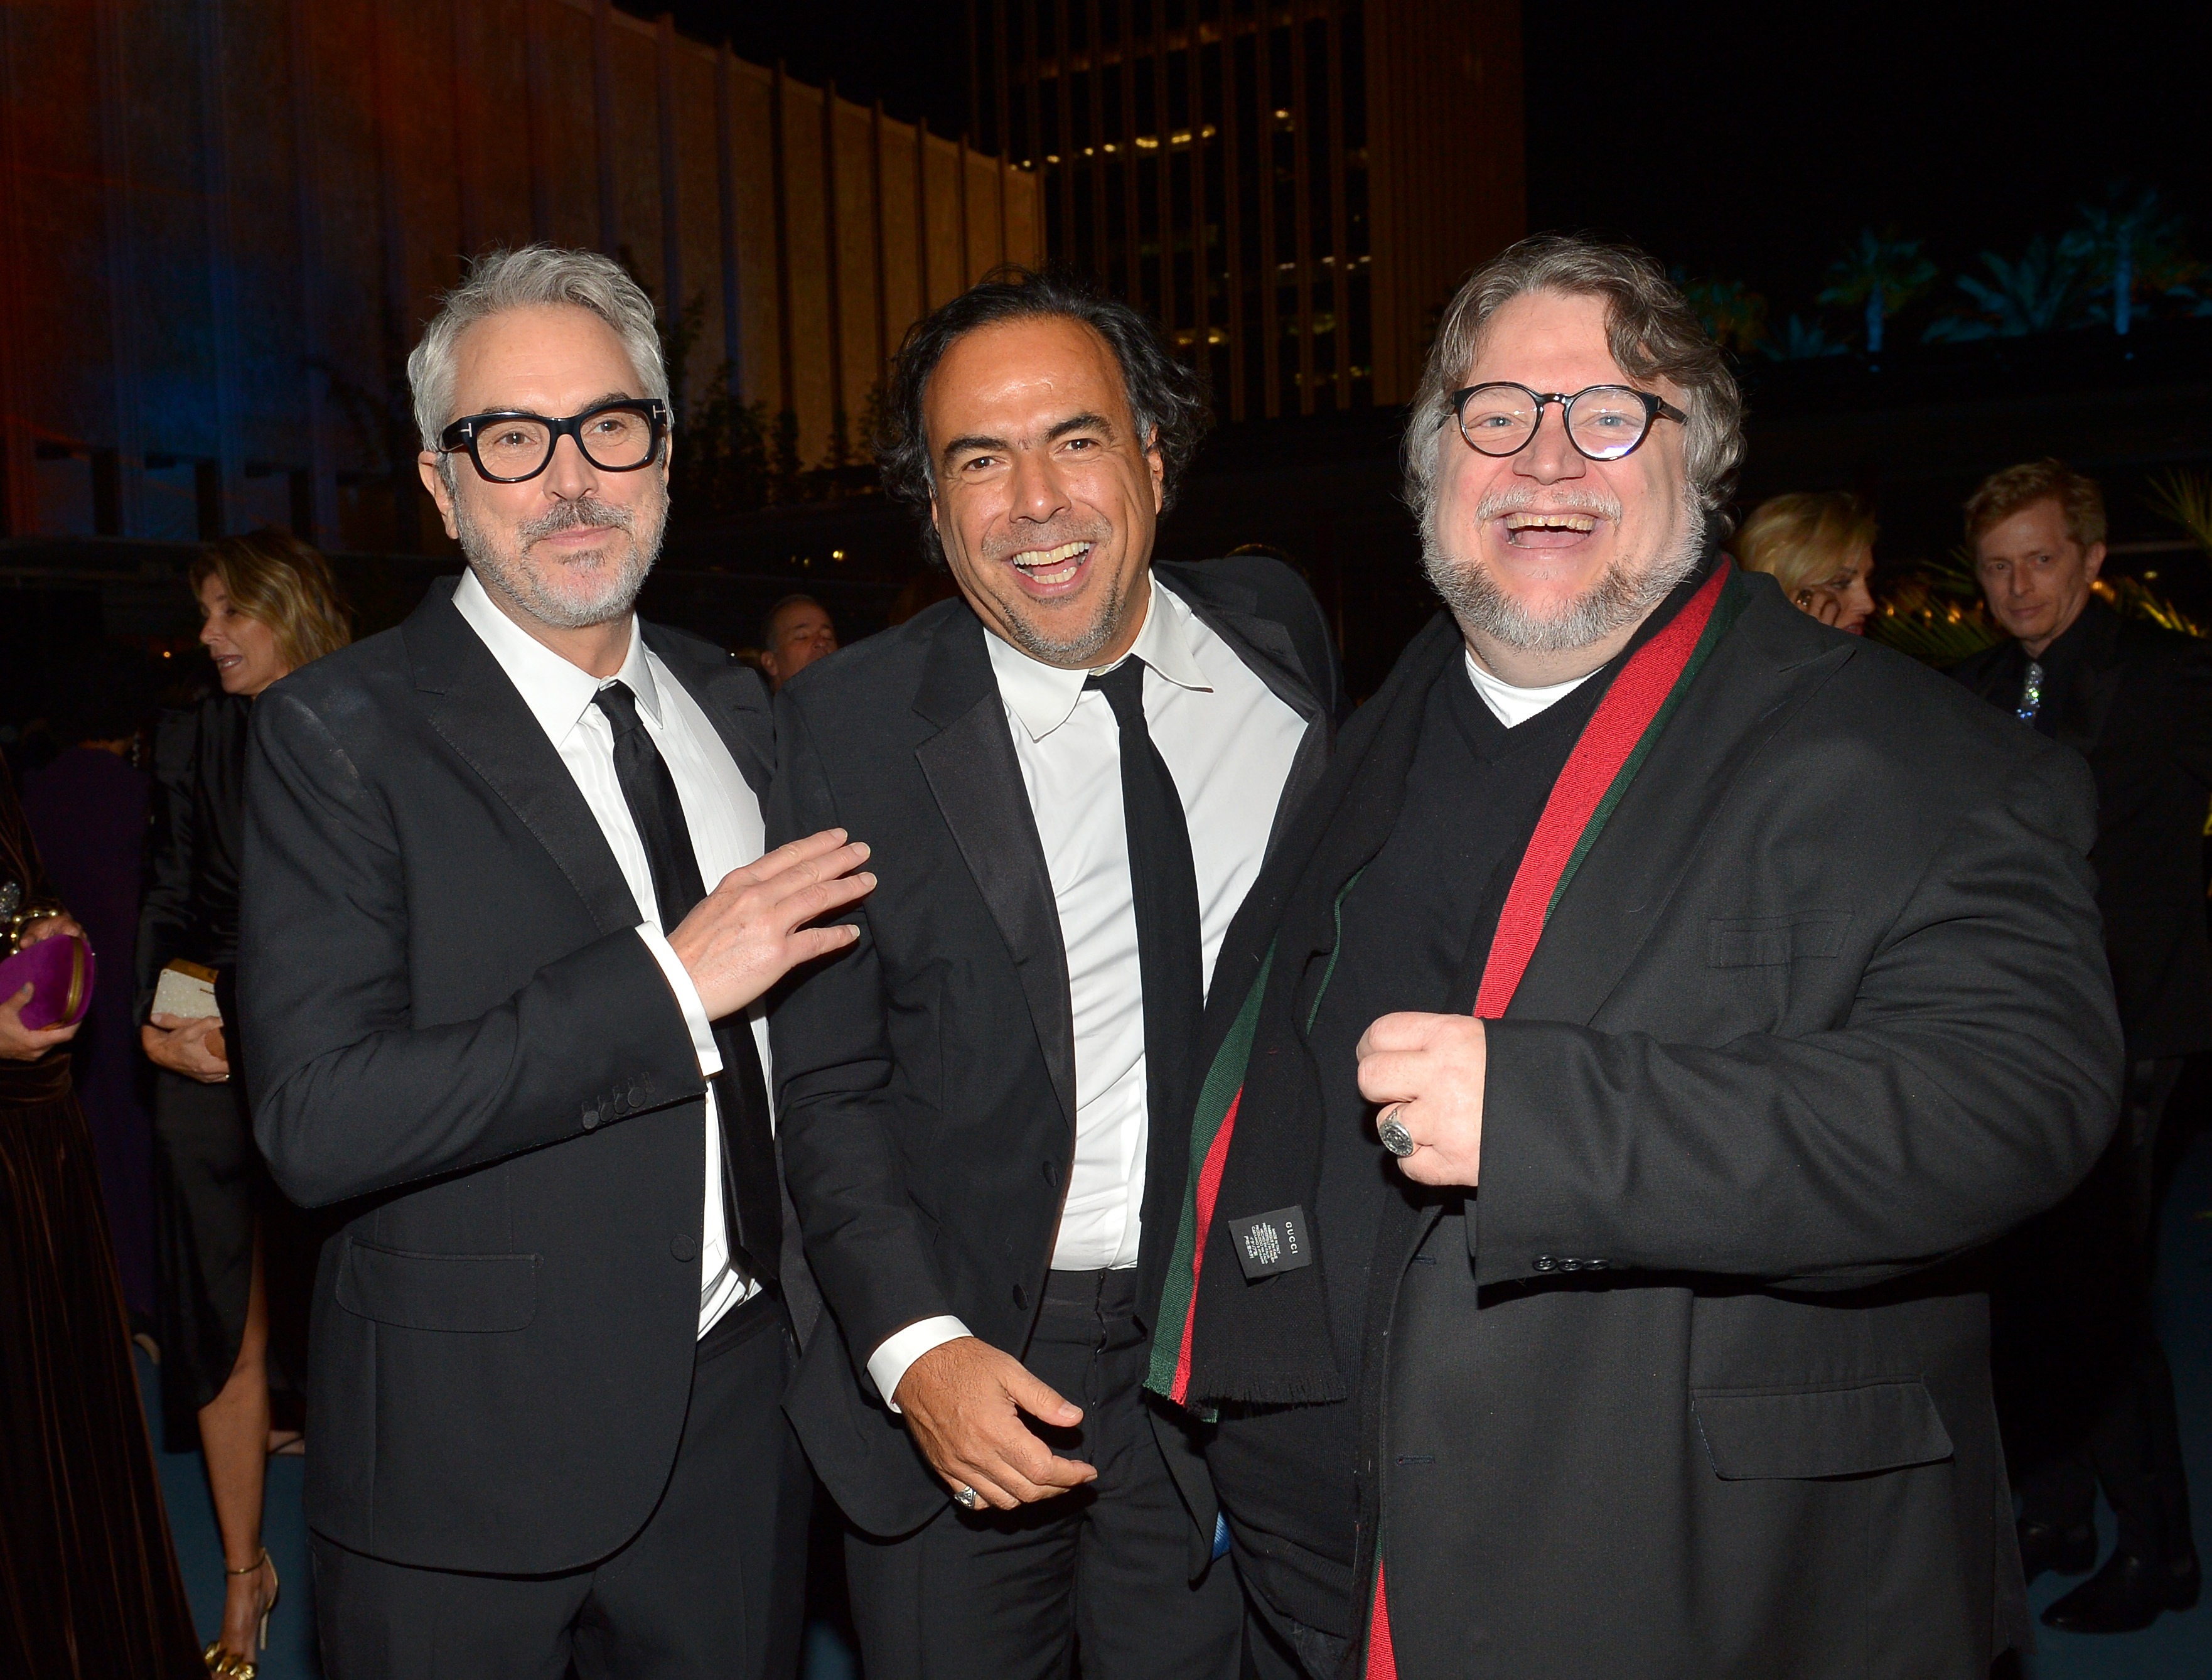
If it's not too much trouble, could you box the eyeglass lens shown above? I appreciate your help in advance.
[474,408,658,478]
[1458,385,1653,461]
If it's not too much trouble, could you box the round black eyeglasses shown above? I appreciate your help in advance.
[438,398,670,483]
[1446,382,1686,462]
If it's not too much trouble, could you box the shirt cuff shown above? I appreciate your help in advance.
[636,925,722,1078]
[868,1315,972,1413]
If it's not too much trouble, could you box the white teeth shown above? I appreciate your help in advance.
[1012,541,1093,569]
[1503,513,1597,532]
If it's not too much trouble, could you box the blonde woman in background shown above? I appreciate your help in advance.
[1736,491,1879,634]
[139,530,350,1677]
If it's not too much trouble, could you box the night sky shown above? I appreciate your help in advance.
[626,1,2212,323]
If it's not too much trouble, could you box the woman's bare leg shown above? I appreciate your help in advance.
[198,1227,276,1659]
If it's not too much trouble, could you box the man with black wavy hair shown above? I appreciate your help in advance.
[768,267,1343,1677]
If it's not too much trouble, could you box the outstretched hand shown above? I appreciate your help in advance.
[893,1336,1097,1510]
[668,828,876,1020]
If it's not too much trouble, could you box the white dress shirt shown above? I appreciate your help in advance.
[867,575,1308,1407]
[1464,647,1596,726]
[453,568,768,1337]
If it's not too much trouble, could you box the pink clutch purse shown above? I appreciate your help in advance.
[0,932,95,1030]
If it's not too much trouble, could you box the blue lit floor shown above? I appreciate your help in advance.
[148,1122,2212,1677]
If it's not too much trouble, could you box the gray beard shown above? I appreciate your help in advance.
[458,493,663,631]
[995,564,1141,668]
[1422,502,1704,655]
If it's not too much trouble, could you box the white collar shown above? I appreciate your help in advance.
[983,573,1215,743]
[1461,646,1596,728]
[452,567,662,745]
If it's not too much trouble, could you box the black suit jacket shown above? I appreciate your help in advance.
[1193,579,2123,1677]
[239,578,780,1574]
[766,556,1341,1538]
[1950,600,2212,1058]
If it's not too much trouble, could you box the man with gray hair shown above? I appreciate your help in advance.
[1149,233,2123,1677]
[239,245,872,1677]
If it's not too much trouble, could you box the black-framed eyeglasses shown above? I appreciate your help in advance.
[438,398,670,483]
[1446,382,1686,462]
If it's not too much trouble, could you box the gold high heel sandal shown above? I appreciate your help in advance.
[202,1547,279,1678]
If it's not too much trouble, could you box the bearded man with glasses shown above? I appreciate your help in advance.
[238,245,870,1679]
[1149,234,2123,1679]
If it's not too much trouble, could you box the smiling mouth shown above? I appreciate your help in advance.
[1498,510,1605,550]
[1007,540,1095,587]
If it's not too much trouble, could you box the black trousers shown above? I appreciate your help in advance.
[312,1290,808,1680]
[844,1268,1243,1680]
[1997,1057,2196,1561]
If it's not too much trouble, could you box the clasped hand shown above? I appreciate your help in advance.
[0,912,87,1063]
[893,1337,1097,1510]
[668,829,876,1020]
[1356,1011,1489,1186]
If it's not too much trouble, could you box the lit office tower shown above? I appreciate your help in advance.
[970,0,1523,421]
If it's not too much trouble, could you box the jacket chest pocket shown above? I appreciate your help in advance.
[335,1237,540,1333]
[1702,912,1853,1031]
[1691,1378,1955,1480]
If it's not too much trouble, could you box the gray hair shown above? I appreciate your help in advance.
[407,245,670,453]
[1403,233,1744,526]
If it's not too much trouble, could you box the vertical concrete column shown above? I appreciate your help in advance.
[95,0,146,536]
[198,0,247,535]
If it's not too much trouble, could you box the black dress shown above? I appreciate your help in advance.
[0,771,204,1676]
[137,693,309,1450]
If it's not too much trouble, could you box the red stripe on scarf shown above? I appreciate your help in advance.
[1473,564,1727,1018]
[1365,1564,1397,1678]
[1169,1085,1243,1405]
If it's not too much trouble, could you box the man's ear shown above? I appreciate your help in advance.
[419,452,462,542]
[1145,436,1165,515]
[2083,541,2107,584]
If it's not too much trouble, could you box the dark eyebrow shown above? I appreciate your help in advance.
[1048,411,1114,441]
[941,433,1011,464]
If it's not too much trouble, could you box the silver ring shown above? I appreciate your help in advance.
[953,1484,981,1510]
[1378,1106,1417,1158]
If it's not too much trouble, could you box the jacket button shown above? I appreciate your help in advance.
[670,1234,698,1262]
[628,1079,648,1107]
[1532,1255,1557,1273]
[1040,1159,1060,1187]
[1011,1283,1029,1310]
[581,1106,601,1131]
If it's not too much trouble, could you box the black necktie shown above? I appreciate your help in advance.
[592,681,780,1283]
[1086,659,1205,1183]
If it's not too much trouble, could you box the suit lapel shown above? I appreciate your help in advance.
[1509,594,1852,1025]
[403,581,642,939]
[641,621,776,802]
[911,607,1078,1131]
[2053,606,2125,760]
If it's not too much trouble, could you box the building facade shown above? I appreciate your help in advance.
[969,0,1523,421]
[0,0,1041,549]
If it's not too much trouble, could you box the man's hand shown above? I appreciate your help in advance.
[668,829,876,1021]
[892,1335,1098,1510]
[144,1013,230,1082]
[1356,1011,1488,1187]
[1,913,87,1062]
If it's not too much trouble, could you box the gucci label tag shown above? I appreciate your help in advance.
[1228,1205,1313,1281]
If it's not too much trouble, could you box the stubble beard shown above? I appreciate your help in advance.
[457,486,666,631]
[969,519,1139,669]
[1422,483,1705,656]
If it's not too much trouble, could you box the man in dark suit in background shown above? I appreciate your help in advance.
[1157,235,2122,1679]
[768,269,1342,1677]
[1953,458,2211,1633]
[240,246,872,1679]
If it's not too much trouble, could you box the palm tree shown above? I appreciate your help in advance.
[1818,230,1937,355]
[1922,239,2091,341]
[1675,275,1769,356]
[2061,185,2188,336]
[1759,315,1850,360]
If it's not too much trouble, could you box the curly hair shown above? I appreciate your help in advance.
[1964,458,2107,554]
[1404,233,1745,527]
[874,266,1211,566]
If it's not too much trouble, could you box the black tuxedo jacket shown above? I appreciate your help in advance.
[1950,601,2212,1058]
[239,578,781,1575]
[1194,580,2124,1677]
[766,556,1342,1537]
